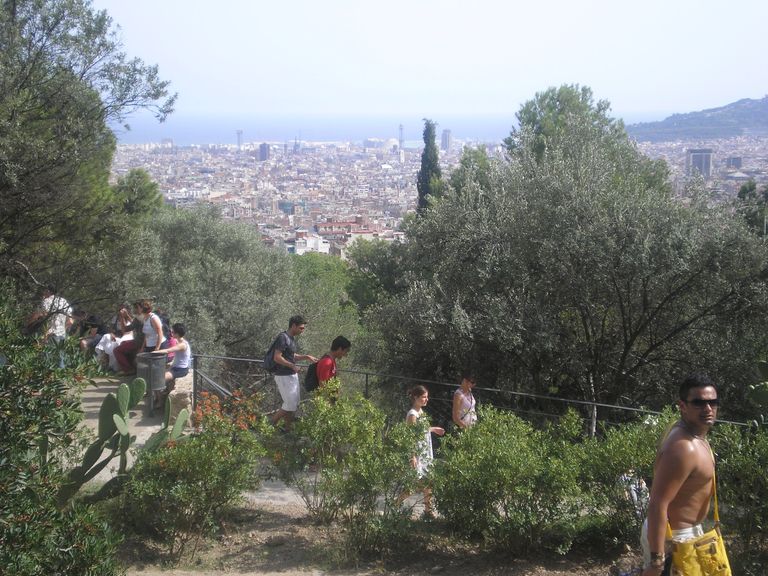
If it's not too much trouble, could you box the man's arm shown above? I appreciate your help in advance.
[643,440,695,575]
[273,349,299,373]
[296,353,318,363]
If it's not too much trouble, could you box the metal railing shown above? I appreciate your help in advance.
[191,354,750,431]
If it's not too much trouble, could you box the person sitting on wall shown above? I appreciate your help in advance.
[151,323,191,406]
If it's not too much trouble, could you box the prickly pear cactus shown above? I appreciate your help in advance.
[57,378,147,505]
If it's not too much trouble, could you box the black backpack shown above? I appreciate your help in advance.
[304,360,320,392]
[263,335,280,373]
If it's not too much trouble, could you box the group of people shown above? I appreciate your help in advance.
[29,288,192,393]
[34,295,726,573]
[265,314,479,520]
[266,317,727,573]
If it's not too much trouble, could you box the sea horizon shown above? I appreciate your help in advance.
[112,111,668,147]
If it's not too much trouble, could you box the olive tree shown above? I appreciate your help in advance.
[365,86,768,428]
[106,206,293,358]
[0,0,174,292]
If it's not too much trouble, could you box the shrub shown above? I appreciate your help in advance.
[578,408,676,547]
[432,406,584,554]
[0,280,122,575]
[122,391,268,560]
[272,391,419,560]
[711,423,768,575]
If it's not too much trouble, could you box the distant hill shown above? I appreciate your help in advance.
[626,96,768,142]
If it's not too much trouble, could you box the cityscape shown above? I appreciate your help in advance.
[111,127,768,258]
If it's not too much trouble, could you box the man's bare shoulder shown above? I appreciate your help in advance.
[658,426,696,461]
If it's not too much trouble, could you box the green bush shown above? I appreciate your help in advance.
[122,394,267,560]
[0,280,122,575]
[578,408,676,546]
[273,391,418,560]
[711,423,768,575]
[432,406,584,554]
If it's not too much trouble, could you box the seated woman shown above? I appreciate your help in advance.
[152,322,191,385]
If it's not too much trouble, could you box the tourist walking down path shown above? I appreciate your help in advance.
[405,385,444,519]
[267,315,317,431]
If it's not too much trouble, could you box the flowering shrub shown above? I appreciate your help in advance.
[123,389,268,560]
[192,389,264,432]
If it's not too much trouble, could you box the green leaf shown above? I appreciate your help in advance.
[113,413,129,436]
[170,409,188,441]
[117,382,130,416]
[129,378,146,408]
[98,394,120,441]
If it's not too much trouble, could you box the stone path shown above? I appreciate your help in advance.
[80,376,304,505]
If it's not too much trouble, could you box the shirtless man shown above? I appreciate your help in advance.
[641,373,720,575]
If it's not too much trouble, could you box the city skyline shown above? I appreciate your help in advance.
[91,0,768,144]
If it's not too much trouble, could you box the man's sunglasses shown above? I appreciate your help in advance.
[686,398,720,408]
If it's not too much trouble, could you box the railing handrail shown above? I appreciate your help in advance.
[190,354,750,427]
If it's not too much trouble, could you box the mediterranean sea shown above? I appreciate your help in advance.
[112,112,518,146]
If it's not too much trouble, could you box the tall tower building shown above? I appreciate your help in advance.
[441,129,452,152]
[686,148,713,178]
[398,124,404,150]
[236,129,243,151]
[259,143,270,161]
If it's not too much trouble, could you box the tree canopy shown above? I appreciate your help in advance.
[0,0,175,291]
[359,85,768,424]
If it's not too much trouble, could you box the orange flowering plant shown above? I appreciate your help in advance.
[123,388,269,561]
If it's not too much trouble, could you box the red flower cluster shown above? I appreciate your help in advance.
[192,390,261,432]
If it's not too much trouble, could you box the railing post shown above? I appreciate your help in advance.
[192,354,199,412]
[364,372,369,399]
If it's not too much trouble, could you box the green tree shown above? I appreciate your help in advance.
[103,206,293,358]
[736,179,768,236]
[113,168,164,216]
[448,145,494,195]
[346,238,408,312]
[416,118,442,212]
[0,0,174,289]
[290,251,360,360]
[364,86,768,428]
[505,84,620,161]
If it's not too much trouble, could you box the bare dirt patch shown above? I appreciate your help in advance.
[119,500,641,576]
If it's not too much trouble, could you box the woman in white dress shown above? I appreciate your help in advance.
[405,385,444,519]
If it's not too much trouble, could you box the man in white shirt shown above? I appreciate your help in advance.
[40,285,73,368]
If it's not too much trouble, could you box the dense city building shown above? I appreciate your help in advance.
[110,132,768,256]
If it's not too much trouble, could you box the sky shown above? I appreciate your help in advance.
[90,0,768,144]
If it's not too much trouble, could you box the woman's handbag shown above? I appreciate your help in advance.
[667,468,731,576]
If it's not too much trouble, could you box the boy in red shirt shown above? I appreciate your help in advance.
[316,336,352,385]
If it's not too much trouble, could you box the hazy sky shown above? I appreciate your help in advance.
[91,0,767,138]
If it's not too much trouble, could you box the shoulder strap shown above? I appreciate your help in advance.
[711,448,720,525]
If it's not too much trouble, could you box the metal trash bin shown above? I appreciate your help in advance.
[136,352,167,415]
